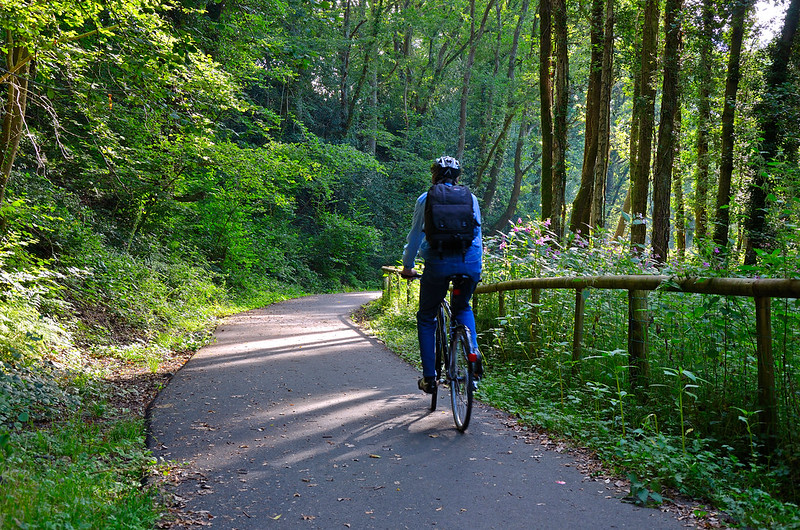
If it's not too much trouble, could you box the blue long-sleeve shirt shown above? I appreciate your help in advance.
[402,185,483,271]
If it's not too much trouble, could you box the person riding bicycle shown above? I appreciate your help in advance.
[400,156,484,394]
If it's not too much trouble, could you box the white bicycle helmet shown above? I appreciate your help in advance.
[435,156,460,171]
[434,156,461,180]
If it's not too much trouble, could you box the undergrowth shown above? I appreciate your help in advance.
[0,418,157,528]
[0,228,306,528]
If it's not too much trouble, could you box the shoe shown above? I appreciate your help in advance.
[469,350,484,380]
[418,376,436,394]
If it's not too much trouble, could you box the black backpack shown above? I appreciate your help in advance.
[423,183,477,257]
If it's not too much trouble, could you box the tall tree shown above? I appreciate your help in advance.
[652,0,683,263]
[712,0,756,249]
[630,0,659,250]
[590,0,615,230]
[539,0,554,223]
[744,0,800,264]
[673,108,687,256]
[551,0,569,239]
[0,40,29,225]
[479,0,530,211]
[473,2,505,188]
[616,6,643,240]
[491,110,538,232]
[693,0,714,244]
[456,0,496,161]
[570,0,605,233]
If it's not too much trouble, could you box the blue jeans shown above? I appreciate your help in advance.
[417,263,480,378]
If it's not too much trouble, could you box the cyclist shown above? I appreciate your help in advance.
[400,156,484,394]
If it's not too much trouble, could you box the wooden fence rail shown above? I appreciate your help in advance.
[381,266,800,453]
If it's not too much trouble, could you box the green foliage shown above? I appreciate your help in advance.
[365,281,422,368]
[0,418,158,529]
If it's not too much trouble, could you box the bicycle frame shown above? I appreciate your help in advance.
[403,270,476,431]
[432,276,474,431]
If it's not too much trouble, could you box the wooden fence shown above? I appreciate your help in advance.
[381,266,800,453]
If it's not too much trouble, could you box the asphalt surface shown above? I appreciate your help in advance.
[148,292,687,529]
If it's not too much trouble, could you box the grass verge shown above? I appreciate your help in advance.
[0,418,156,528]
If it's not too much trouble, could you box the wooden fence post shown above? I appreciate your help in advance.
[530,288,541,354]
[627,289,650,393]
[755,296,777,454]
[572,288,585,375]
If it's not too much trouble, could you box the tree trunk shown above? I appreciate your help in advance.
[457,0,496,161]
[551,0,568,240]
[479,112,514,207]
[673,108,687,256]
[399,0,414,128]
[478,0,528,209]
[368,64,378,156]
[630,0,659,251]
[694,0,714,243]
[339,0,353,137]
[539,0,554,222]
[713,0,755,249]
[590,0,614,231]
[651,0,683,263]
[570,0,604,233]
[614,187,631,239]
[0,42,31,230]
[492,112,537,232]
[619,30,641,241]
[744,0,800,264]
[474,3,504,190]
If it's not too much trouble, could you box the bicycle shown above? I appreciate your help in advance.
[403,271,479,432]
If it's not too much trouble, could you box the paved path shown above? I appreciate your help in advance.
[148,292,686,529]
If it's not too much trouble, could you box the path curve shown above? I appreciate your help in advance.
[148,292,685,529]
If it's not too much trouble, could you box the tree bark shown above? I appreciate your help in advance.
[0,42,31,229]
[619,21,642,241]
[713,0,755,249]
[368,63,378,155]
[614,187,631,239]
[694,0,714,244]
[473,2,504,190]
[478,112,514,206]
[478,0,529,209]
[590,0,614,230]
[339,0,354,136]
[491,112,537,232]
[652,0,683,263]
[673,108,687,256]
[539,0,554,222]
[456,0,496,161]
[551,0,568,240]
[744,0,800,264]
[570,0,604,233]
[630,0,659,251]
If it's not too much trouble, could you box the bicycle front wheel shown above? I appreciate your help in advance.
[431,301,450,411]
[449,326,474,432]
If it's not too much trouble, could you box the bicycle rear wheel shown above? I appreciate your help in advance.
[449,326,473,431]
[431,303,449,411]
